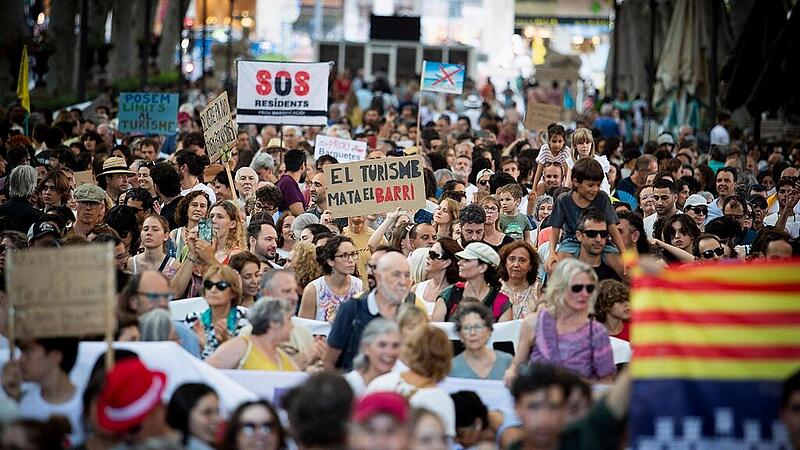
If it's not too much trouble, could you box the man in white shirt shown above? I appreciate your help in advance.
[644,179,679,238]
[710,111,731,146]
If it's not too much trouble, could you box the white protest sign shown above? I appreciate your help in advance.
[236,61,330,126]
[314,135,367,163]
[6,244,115,340]
[199,91,237,163]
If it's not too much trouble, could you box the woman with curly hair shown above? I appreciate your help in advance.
[210,200,245,264]
[299,235,362,323]
[169,190,211,263]
[288,240,323,289]
[594,279,631,342]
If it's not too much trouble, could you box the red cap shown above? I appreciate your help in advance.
[353,392,409,424]
[96,359,167,434]
[178,112,192,123]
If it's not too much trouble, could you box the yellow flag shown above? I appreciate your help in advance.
[17,45,30,112]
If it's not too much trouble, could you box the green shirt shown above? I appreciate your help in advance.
[499,213,532,240]
[506,400,625,450]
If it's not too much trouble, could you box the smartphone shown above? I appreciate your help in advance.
[198,218,213,242]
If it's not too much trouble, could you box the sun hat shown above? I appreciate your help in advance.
[74,184,107,203]
[456,242,500,267]
[353,392,410,424]
[657,133,675,146]
[96,358,167,434]
[99,156,135,177]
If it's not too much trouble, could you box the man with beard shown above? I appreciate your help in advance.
[307,172,347,230]
[528,163,564,215]
[644,179,678,239]
[247,219,280,268]
[707,167,736,222]
[277,149,308,215]
[576,209,622,282]
[324,251,412,371]
[459,203,486,248]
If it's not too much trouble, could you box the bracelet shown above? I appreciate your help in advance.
[187,256,200,264]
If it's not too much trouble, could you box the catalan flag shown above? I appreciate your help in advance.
[17,45,30,113]
[629,259,800,449]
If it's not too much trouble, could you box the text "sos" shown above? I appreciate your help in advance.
[256,70,310,96]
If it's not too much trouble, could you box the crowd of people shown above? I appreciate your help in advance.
[0,71,799,450]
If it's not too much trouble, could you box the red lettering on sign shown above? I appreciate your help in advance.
[256,70,272,95]
[375,187,384,203]
[393,186,402,201]
[295,71,310,96]
[402,184,410,200]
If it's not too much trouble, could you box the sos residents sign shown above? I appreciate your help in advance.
[237,61,331,126]
[323,156,427,218]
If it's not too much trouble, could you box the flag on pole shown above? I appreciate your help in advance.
[17,45,30,112]
[629,260,800,449]
[420,61,465,95]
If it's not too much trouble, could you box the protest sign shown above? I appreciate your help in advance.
[420,61,465,95]
[118,92,179,134]
[6,244,116,340]
[199,91,237,163]
[237,61,330,126]
[629,260,800,450]
[524,100,562,131]
[314,135,367,163]
[323,155,427,218]
[73,170,95,186]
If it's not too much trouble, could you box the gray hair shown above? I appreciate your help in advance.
[434,168,456,184]
[138,309,174,341]
[9,165,38,198]
[352,318,400,371]
[250,151,275,172]
[291,213,319,239]
[260,268,292,293]
[235,166,257,180]
[249,297,293,335]
[533,194,554,224]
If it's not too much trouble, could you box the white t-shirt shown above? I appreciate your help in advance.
[644,210,681,239]
[19,385,85,447]
[344,370,368,398]
[366,371,456,436]
[181,182,217,205]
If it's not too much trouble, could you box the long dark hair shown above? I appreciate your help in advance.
[316,235,355,275]
[438,237,463,284]
[166,383,218,445]
[219,400,287,450]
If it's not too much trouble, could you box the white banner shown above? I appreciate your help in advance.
[236,61,331,126]
[314,135,367,163]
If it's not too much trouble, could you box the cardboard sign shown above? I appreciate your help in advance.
[524,100,562,131]
[236,61,330,126]
[314,135,367,163]
[323,156,427,218]
[118,92,179,134]
[6,244,116,340]
[200,91,237,163]
[73,170,95,187]
[420,61,465,95]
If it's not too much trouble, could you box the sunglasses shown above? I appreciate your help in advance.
[700,247,725,259]
[686,206,707,215]
[478,180,490,186]
[570,284,596,294]
[204,280,232,291]
[581,229,609,239]
[240,421,275,436]
[429,251,447,260]
[137,292,175,303]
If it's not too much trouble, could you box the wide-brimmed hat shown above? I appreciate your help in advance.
[99,156,134,177]
[96,359,167,434]
[456,242,500,267]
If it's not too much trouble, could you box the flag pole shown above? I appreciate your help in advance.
[416,60,425,148]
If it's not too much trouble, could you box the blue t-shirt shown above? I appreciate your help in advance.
[327,291,379,371]
[449,351,513,380]
[550,191,618,241]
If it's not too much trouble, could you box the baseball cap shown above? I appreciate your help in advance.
[456,242,500,267]
[97,359,167,434]
[27,220,60,243]
[74,184,107,203]
[684,194,709,208]
[476,168,494,180]
[657,133,675,146]
[353,392,410,424]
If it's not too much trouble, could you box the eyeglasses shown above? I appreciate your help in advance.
[580,229,609,239]
[570,284,596,294]
[78,201,102,209]
[686,206,707,215]
[700,247,725,259]
[483,206,498,213]
[460,324,487,334]
[137,292,174,303]
[204,280,232,291]
[335,251,359,260]
[240,421,275,436]
[428,251,446,260]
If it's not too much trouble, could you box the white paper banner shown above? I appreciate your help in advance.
[314,135,367,163]
[236,61,331,126]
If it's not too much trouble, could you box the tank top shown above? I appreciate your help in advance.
[415,280,436,317]
[311,275,363,322]
[239,336,297,371]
